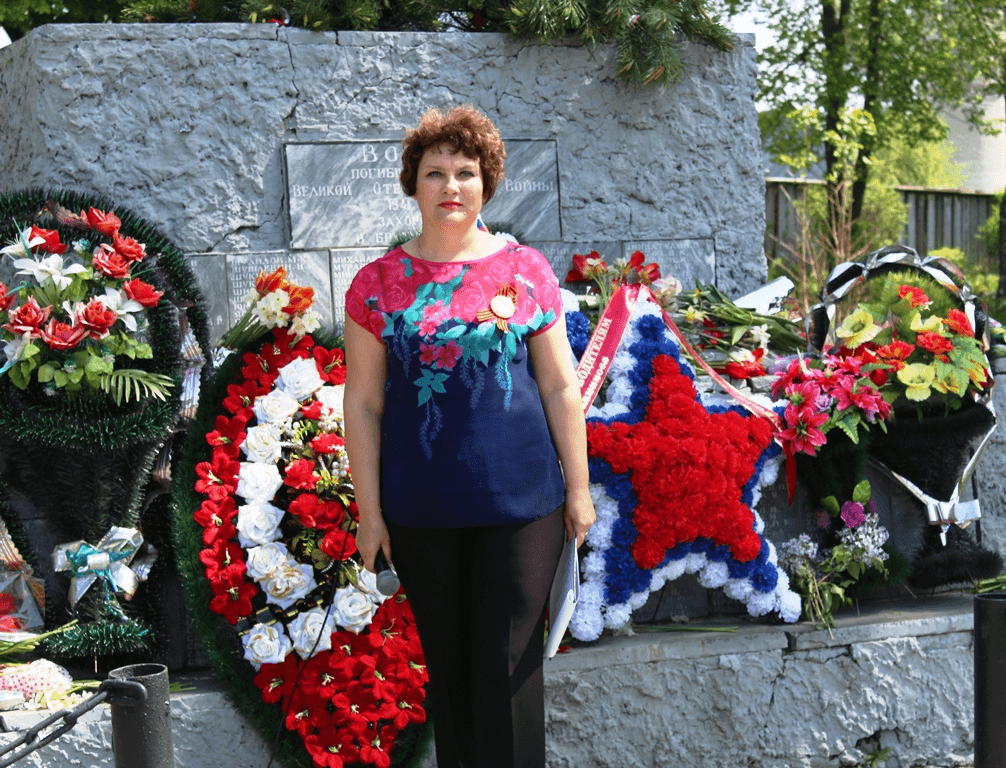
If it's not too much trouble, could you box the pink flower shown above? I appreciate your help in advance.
[419,343,438,366]
[433,341,461,370]
[840,501,867,529]
[417,301,450,337]
[785,380,821,408]
[779,403,828,457]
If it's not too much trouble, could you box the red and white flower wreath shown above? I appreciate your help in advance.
[193,328,427,768]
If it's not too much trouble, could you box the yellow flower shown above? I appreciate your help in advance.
[897,363,936,401]
[909,311,943,334]
[932,369,965,396]
[836,309,882,348]
[684,306,706,323]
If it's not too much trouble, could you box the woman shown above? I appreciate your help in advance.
[344,104,594,768]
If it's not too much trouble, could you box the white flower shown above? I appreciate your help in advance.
[290,309,321,339]
[241,423,283,464]
[288,608,337,658]
[749,323,771,350]
[332,585,379,633]
[354,565,390,606]
[13,253,87,291]
[277,357,324,402]
[236,463,284,502]
[235,501,285,546]
[2,333,31,366]
[262,562,317,610]
[99,287,144,332]
[0,228,45,259]
[241,624,292,669]
[253,388,301,425]
[316,385,345,425]
[245,541,292,581]
[251,291,291,328]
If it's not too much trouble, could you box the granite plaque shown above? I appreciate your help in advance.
[285,140,561,250]
[330,248,389,334]
[626,239,716,289]
[226,251,334,332]
[528,241,622,290]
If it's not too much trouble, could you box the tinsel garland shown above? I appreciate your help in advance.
[172,334,432,768]
[565,298,801,641]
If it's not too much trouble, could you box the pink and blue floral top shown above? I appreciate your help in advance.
[346,242,566,528]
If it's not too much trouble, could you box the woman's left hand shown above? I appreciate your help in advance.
[564,486,595,548]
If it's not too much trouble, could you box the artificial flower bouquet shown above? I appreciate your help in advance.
[0,207,174,404]
[218,266,320,350]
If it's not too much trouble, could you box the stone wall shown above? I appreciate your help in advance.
[0,596,976,767]
[0,23,765,339]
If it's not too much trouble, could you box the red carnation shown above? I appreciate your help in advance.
[40,318,87,351]
[946,308,974,337]
[75,298,118,340]
[3,297,51,336]
[84,207,121,237]
[123,278,163,307]
[916,332,953,355]
[898,284,931,308]
[29,226,67,255]
[311,433,345,455]
[112,234,146,263]
[92,243,132,279]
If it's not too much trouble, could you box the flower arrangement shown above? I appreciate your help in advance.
[567,297,801,640]
[771,273,993,459]
[778,482,889,631]
[565,250,670,313]
[0,207,175,404]
[219,267,321,350]
[190,327,427,768]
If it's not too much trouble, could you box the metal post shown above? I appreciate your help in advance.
[975,593,1006,768]
[107,663,174,768]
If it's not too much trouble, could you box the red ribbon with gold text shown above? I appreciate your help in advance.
[575,284,797,504]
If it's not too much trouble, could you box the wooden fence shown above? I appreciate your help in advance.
[765,178,998,268]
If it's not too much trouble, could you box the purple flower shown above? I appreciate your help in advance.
[814,509,831,529]
[840,501,867,529]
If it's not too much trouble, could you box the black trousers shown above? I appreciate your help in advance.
[386,504,565,768]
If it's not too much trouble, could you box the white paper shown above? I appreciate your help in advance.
[545,537,579,659]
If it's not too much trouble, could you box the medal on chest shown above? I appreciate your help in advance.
[477,285,518,333]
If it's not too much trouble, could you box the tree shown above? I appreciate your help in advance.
[0,0,125,40]
[716,0,1006,228]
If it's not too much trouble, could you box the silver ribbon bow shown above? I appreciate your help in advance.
[52,527,151,609]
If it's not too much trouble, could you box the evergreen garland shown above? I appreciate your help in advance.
[115,0,734,87]
[172,335,431,768]
[0,188,211,664]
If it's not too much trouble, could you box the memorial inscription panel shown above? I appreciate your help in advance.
[285,140,561,250]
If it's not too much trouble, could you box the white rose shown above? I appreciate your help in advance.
[277,357,324,402]
[354,565,389,606]
[316,385,345,422]
[241,423,283,464]
[262,562,317,610]
[241,624,292,669]
[245,542,292,581]
[236,501,285,547]
[236,463,283,502]
[253,389,301,425]
[288,607,337,658]
[332,584,378,634]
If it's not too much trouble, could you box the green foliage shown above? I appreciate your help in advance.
[98,369,176,405]
[930,246,1006,324]
[978,191,1003,260]
[0,0,124,40]
[718,0,1005,222]
[869,133,967,190]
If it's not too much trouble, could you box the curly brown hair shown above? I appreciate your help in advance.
[399,105,506,203]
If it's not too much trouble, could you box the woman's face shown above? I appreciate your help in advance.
[413,143,484,233]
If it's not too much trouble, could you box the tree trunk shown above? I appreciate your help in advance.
[821,0,852,231]
[997,189,1006,297]
[851,0,883,225]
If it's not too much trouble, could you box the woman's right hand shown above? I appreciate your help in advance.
[356,513,392,574]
